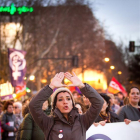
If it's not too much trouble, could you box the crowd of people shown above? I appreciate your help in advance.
[0,72,140,140]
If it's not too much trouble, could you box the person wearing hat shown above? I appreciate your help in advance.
[29,72,104,140]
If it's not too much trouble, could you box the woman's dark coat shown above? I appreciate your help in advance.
[1,112,18,140]
[29,84,104,140]
[16,104,51,140]
[95,111,120,123]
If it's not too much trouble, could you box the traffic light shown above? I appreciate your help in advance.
[72,55,78,67]
[129,41,135,52]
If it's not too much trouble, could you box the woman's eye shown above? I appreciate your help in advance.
[58,99,62,101]
[67,98,71,100]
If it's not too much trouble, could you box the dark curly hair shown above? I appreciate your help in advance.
[3,100,13,111]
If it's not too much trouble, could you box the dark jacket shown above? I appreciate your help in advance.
[29,84,104,140]
[117,104,140,121]
[1,112,18,140]
[16,104,51,140]
[95,111,120,123]
[19,113,45,140]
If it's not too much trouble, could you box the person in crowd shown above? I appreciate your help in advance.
[13,102,23,126]
[114,96,121,106]
[75,102,86,115]
[22,99,30,106]
[117,92,124,106]
[1,101,18,140]
[0,103,3,118]
[29,72,104,140]
[94,93,120,127]
[83,95,91,110]
[123,97,129,105]
[107,93,120,113]
[16,98,51,140]
[72,90,82,102]
[117,87,140,124]
[0,103,3,140]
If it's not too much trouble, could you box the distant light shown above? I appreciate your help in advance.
[29,75,35,81]
[13,93,16,98]
[129,81,133,84]
[27,89,31,93]
[104,57,110,62]
[110,65,115,70]
[24,77,27,80]
[118,71,122,75]
[41,79,47,83]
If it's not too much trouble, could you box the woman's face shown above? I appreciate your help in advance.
[56,92,73,115]
[101,99,108,113]
[129,88,140,105]
[7,105,13,113]
[83,95,90,106]
[75,104,83,115]
[13,105,21,114]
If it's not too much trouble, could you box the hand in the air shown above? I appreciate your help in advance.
[49,72,65,89]
[64,72,85,88]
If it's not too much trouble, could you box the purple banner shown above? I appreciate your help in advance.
[8,48,26,87]
[1,94,13,101]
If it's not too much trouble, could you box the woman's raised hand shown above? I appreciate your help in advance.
[49,72,65,89]
[64,72,85,88]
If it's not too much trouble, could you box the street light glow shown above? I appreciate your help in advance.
[13,93,16,98]
[110,65,115,70]
[104,57,110,62]
[118,71,122,75]
[27,89,31,93]
[29,75,35,81]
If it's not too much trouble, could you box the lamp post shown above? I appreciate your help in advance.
[110,65,115,70]
[104,57,110,62]
[118,71,122,82]
[29,75,35,93]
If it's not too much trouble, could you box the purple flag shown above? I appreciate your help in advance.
[8,48,26,87]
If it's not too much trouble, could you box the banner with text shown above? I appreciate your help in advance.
[107,77,127,96]
[8,48,26,87]
[86,121,140,140]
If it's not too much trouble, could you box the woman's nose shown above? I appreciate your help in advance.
[63,99,68,104]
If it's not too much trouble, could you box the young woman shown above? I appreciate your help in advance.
[29,72,104,140]
[1,101,18,140]
[117,87,140,124]
[94,93,120,127]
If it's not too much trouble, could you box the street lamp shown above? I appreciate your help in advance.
[29,75,35,81]
[110,65,115,70]
[104,57,110,62]
[41,79,47,84]
[118,71,122,75]
[29,75,35,93]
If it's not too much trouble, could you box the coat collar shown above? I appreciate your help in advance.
[53,107,79,125]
